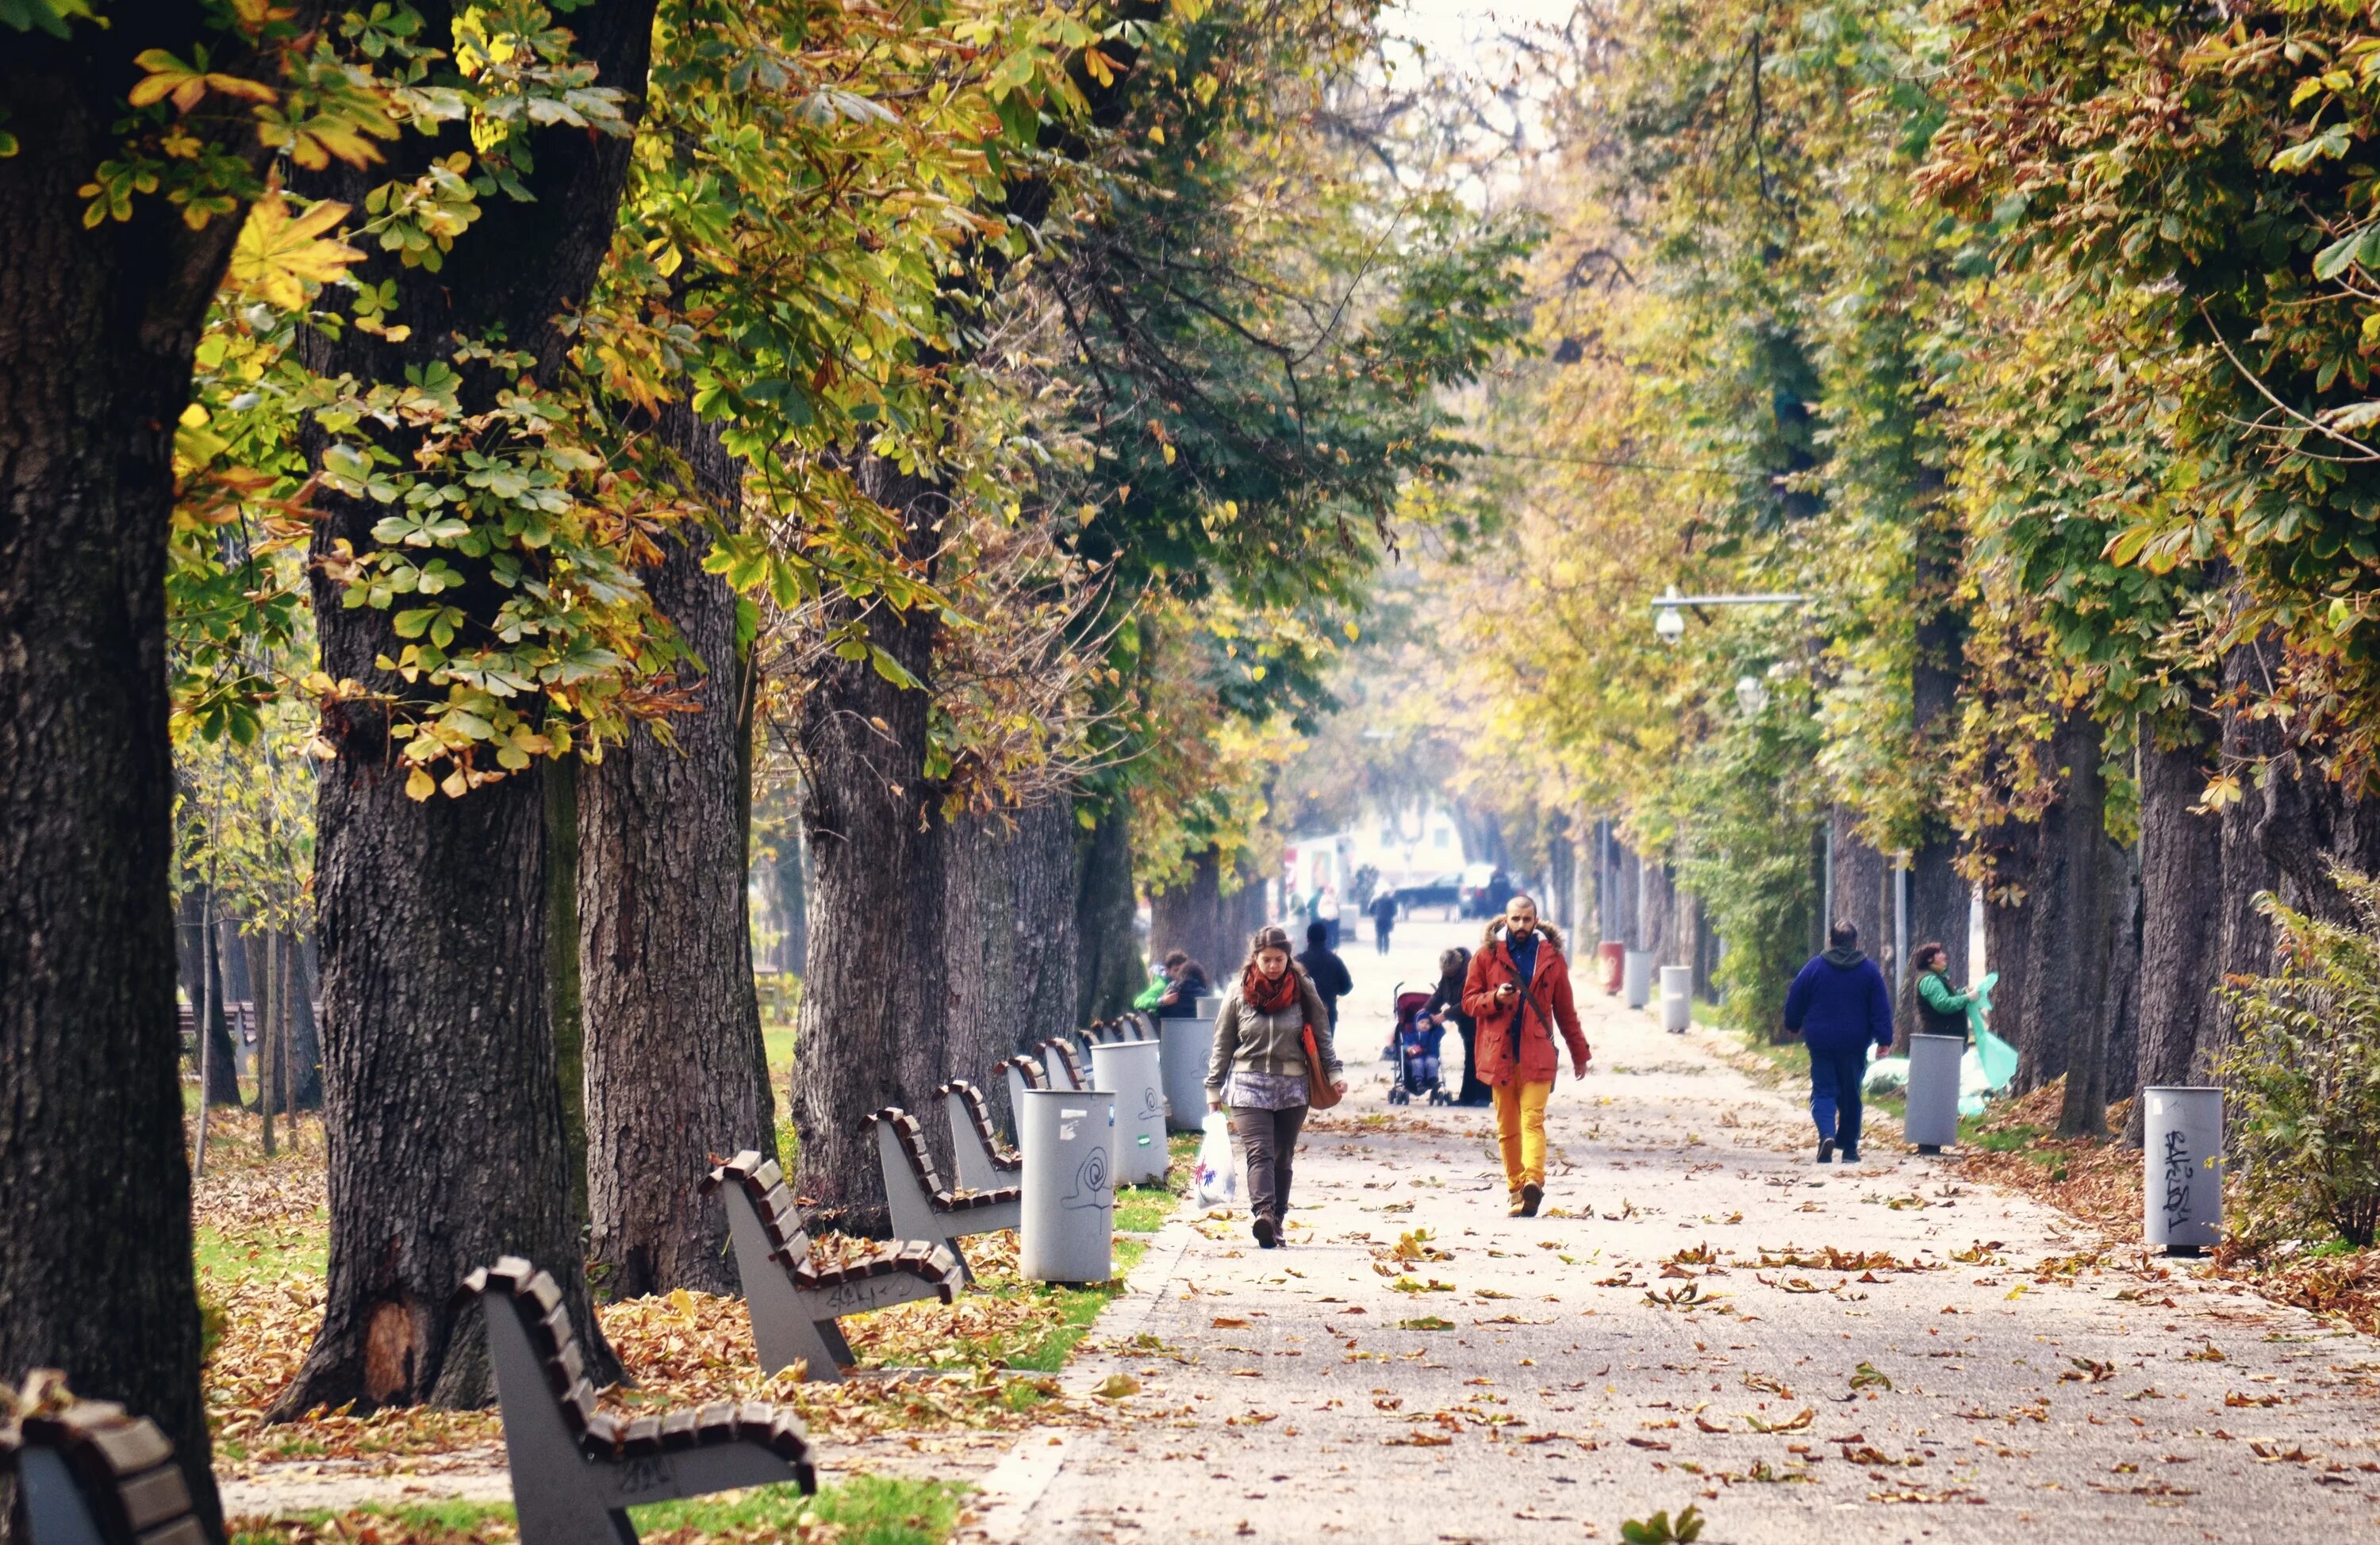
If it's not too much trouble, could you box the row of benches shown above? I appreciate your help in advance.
[3,1049,1140,1545]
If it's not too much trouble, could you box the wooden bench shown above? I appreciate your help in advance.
[866,1107,1023,1278]
[1000,1055,1046,1144]
[1037,1038,1088,1092]
[461,1256,815,1543]
[938,1079,1022,1192]
[2,1371,205,1545]
[700,1152,962,1382]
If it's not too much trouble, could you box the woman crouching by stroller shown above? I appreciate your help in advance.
[1205,924,1347,1248]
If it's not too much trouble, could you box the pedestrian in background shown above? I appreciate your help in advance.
[1368,888,1399,956]
[1154,950,1209,1018]
[1911,941,1973,1041]
[1422,945,1488,1105]
[1206,925,1345,1248]
[1783,920,1894,1164]
[1463,895,1591,1216]
[1297,920,1353,1029]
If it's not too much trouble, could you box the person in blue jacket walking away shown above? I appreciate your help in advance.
[1783,920,1894,1164]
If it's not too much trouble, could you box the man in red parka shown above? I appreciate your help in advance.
[1462,894,1591,1216]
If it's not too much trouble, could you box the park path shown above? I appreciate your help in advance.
[963,917,2380,1544]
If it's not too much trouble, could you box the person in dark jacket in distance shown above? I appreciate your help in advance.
[1783,920,1895,1164]
[1297,921,1353,1029]
[1422,946,1488,1105]
[1368,889,1399,955]
[1154,951,1210,1018]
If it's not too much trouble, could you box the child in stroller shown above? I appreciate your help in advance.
[1387,985,1453,1106]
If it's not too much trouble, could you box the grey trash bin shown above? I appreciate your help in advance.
[1092,1038,1169,1185]
[1622,949,1653,1010]
[2144,1086,2223,1255]
[1159,1014,1215,1133]
[1905,1033,1964,1152]
[1659,965,1691,1033]
[1019,1088,1115,1283]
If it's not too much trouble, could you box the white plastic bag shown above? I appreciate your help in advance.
[1193,1110,1238,1208]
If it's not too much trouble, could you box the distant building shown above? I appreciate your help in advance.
[1283,806,1472,917]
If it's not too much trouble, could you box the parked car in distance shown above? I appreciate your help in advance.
[1392,874,1465,916]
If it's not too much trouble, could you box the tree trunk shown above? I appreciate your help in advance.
[773,824,808,976]
[194,908,244,1107]
[1827,807,1887,953]
[2006,712,2113,1133]
[1074,795,1143,1023]
[2207,641,2282,1076]
[287,934,324,1111]
[2098,835,2143,1125]
[1151,845,1245,983]
[547,758,590,1240]
[2121,726,2222,1144]
[277,0,658,1413]
[790,455,946,1238]
[582,415,774,1298]
[0,13,297,1528]
[943,799,1082,1136]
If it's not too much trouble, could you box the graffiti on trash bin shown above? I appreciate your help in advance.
[1064,1146,1111,1210]
[2161,1127,2195,1231]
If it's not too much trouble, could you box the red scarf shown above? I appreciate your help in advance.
[1243,963,1300,1014]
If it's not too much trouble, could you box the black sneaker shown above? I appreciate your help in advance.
[1816,1139,1835,1164]
[1253,1217,1278,1248]
[1519,1183,1543,1217]
[1840,1145,1860,1164]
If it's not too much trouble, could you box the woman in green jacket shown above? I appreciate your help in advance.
[1911,942,1973,1040]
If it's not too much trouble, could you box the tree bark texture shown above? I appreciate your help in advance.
[1074,796,1143,1024]
[2122,727,2223,1145]
[2006,712,2115,1133]
[2209,641,2282,1075]
[2098,836,2143,1125]
[546,757,590,1237]
[942,799,1081,1137]
[1153,845,1261,984]
[281,0,658,1413]
[790,456,946,1237]
[1827,807,1887,954]
[581,416,774,1298]
[186,899,244,1107]
[0,11,319,1530]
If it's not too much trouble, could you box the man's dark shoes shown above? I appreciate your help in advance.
[1518,1182,1543,1217]
[1816,1139,1835,1164]
[1253,1217,1278,1248]
[1840,1145,1860,1164]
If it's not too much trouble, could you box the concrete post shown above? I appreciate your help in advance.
[1905,1033,1963,1152]
[2144,1087,2223,1255]
[1622,949,1653,1010]
[1091,1038,1169,1185]
[1659,965,1691,1033]
[1019,1088,1115,1283]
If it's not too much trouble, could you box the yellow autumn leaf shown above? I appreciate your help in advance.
[228,195,361,309]
[128,48,278,113]
[405,765,436,801]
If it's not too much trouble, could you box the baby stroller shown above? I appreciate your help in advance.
[1386,985,1453,1106]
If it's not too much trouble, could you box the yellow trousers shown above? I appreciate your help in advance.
[1494,1079,1553,1193]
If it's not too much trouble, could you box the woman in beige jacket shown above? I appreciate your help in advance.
[1204,924,1346,1247]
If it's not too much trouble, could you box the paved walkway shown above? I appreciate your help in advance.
[969,919,2380,1544]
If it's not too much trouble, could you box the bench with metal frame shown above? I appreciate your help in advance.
[2,1371,206,1545]
[937,1079,1022,1193]
[701,1151,962,1382]
[866,1107,1023,1277]
[461,1256,816,1543]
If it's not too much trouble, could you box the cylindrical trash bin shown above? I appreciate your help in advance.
[2144,1086,2223,1255]
[1659,965,1692,1033]
[1598,941,1625,996]
[1905,1033,1964,1152]
[1019,1088,1115,1283]
[1622,949,1653,1010]
[1159,1014,1215,1133]
[1092,1039,1169,1185]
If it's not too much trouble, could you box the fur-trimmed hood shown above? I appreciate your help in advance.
[1481,918,1564,954]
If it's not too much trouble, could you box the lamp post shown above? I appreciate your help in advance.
[1649,585,1809,642]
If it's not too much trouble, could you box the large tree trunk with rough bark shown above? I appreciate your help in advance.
[2098,836,2143,1123]
[1151,845,1250,983]
[2006,712,2114,1134]
[0,15,313,1531]
[1827,807,1887,956]
[275,0,657,1414]
[2123,726,2223,1145]
[790,457,946,1237]
[581,408,773,1298]
[1075,796,1143,1023]
[944,799,1081,1135]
